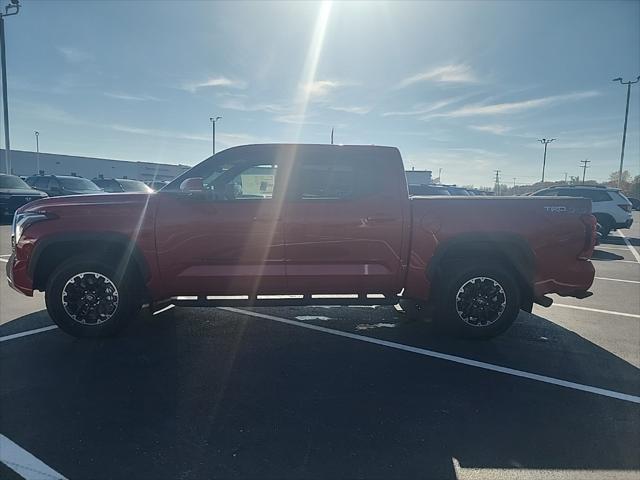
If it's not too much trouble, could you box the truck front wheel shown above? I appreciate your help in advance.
[439,262,521,339]
[45,256,140,338]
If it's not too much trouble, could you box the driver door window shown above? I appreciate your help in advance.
[204,163,278,201]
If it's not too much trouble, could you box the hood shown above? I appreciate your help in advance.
[17,192,155,214]
[0,188,48,196]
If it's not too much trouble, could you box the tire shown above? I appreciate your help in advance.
[45,256,141,338]
[594,215,613,238]
[437,262,521,339]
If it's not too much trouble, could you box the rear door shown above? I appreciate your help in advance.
[283,149,406,294]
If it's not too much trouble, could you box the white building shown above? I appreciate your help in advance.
[2,149,191,182]
[405,169,432,186]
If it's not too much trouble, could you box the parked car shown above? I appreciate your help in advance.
[628,197,640,211]
[408,184,451,196]
[25,175,103,197]
[531,185,633,237]
[93,178,154,193]
[145,180,170,191]
[8,144,596,339]
[441,185,471,195]
[0,174,47,218]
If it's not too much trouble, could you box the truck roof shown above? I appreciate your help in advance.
[212,143,401,161]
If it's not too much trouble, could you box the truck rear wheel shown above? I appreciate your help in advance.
[45,256,140,338]
[438,262,520,339]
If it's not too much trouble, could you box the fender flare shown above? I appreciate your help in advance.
[29,232,151,281]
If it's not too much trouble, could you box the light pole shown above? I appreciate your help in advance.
[0,0,20,174]
[34,130,39,174]
[209,116,221,155]
[613,76,640,188]
[538,138,556,183]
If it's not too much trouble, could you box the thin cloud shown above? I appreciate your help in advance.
[57,46,93,64]
[469,124,513,135]
[183,76,247,93]
[329,105,371,115]
[303,80,354,97]
[219,96,286,113]
[423,91,599,119]
[109,124,209,142]
[108,123,256,147]
[274,113,321,125]
[383,98,463,117]
[104,92,161,102]
[397,64,477,88]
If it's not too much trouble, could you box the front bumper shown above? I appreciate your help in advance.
[6,253,34,296]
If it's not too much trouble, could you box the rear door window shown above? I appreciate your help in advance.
[289,158,357,200]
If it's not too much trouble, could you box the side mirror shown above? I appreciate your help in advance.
[180,177,204,193]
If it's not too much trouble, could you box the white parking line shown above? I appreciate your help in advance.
[0,257,7,263]
[451,457,639,480]
[592,259,639,264]
[0,433,68,480]
[222,307,640,404]
[0,325,58,343]
[552,304,640,319]
[618,230,640,263]
[595,276,640,284]
[596,245,634,251]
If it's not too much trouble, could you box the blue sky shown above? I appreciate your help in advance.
[6,0,640,187]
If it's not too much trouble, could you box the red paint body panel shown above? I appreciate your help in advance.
[7,144,595,306]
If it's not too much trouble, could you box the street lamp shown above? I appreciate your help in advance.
[34,130,39,174]
[0,0,19,174]
[209,116,222,155]
[538,138,556,183]
[613,76,640,188]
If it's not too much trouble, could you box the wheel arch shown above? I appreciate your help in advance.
[30,232,150,292]
[426,233,535,306]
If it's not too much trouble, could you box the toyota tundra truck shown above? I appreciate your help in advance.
[7,144,596,339]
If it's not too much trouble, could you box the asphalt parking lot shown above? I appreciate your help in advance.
[1,213,639,480]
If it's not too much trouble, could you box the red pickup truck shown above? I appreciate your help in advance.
[7,144,596,339]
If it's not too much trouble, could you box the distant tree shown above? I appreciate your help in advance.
[608,170,632,185]
[631,175,640,198]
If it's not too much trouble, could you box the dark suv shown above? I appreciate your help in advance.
[26,175,102,197]
[0,174,48,217]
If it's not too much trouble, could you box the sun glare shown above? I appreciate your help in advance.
[291,0,333,140]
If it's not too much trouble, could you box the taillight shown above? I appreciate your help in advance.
[618,204,632,213]
[579,214,597,260]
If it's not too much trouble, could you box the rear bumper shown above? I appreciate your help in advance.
[5,253,34,296]
[534,259,595,299]
[615,218,633,229]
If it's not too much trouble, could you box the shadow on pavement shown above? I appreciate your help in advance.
[603,235,640,247]
[591,249,625,261]
[0,309,51,336]
[0,306,638,479]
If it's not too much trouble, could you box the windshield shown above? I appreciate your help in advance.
[59,177,101,191]
[0,175,31,189]
[446,187,470,195]
[118,179,153,192]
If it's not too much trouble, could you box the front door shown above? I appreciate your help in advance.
[155,158,286,296]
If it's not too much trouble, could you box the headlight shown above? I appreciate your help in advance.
[11,212,53,248]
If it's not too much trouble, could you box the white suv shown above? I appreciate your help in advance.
[532,185,633,237]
